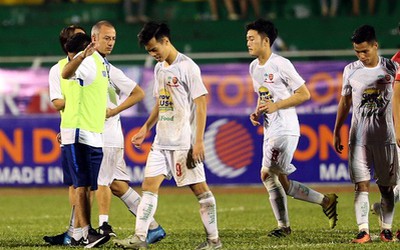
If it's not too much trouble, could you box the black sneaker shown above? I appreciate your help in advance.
[83,228,110,248]
[380,229,394,242]
[43,231,71,245]
[267,227,292,238]
[70,237,83,246]
[98,222,117,237]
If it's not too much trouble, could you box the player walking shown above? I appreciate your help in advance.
[334,24,399,243]
[247,18,338,237]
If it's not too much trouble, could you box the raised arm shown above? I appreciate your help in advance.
[61,42,96,79]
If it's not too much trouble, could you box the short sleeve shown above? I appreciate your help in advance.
[49,64,63,101]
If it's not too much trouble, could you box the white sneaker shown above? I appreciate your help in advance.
[113,234,147,249]
[195,238,222,250]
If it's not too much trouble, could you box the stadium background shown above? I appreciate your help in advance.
[0,0,399,187]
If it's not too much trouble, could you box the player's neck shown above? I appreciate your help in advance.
[258,50,272,66]
[164,47,178,66]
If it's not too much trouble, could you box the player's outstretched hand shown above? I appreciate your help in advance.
[82,42,96,58]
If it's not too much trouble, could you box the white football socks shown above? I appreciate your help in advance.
[354,191,369,233]
[120,187,141,216]
[98,215,108,226]
[263,175,289,228]
[135,191,158,241]
[121,187,159,230]
[287,180,324,205]
[197,191,219,240]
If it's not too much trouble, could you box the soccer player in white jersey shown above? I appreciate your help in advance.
[90,21,166,243]
[246,18,338,238]
[63,20,166,245]
[333,25,399,243]
[113,21,221,250]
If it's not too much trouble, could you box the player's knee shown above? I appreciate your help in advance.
[263,174,282,192]
[260,168,270,182]
[190,182,210,196]
[197,191,216,210]
[355,181,369,192]
[378,185,394,198]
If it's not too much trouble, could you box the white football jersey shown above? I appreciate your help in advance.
[249,53,305,139]
[152,53,208,150]
[342,57,398,145]
[103,62,136,148]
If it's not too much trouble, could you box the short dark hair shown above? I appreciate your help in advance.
[351,25,376,44]
[137,21,171,46]
[59,25,86,54]
[245,18,278,46]
[65,33,91,54]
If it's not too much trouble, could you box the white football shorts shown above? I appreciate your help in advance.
[349,144,399,186]
[144,149,206,187]
[97,147,130,186]
[261,135,298,175]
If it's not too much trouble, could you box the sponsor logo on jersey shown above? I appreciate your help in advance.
[259,86,273,103]
[159,88,174,112]
[159,115,174,121]
[360,88,384,117]
[204,119,254,178]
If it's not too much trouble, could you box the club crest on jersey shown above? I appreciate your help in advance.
[167,76,179,87]
[263,73,274,84]
[102,70,107,77]
[376,74,392,84]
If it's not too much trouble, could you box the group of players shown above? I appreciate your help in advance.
[44,16,400,250]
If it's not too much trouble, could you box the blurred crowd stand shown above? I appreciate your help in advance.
[124,0,149,23]
[0,0,398,22]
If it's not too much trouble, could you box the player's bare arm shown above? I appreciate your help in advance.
[51,99,65,111]
[258,84,310,114]
[61,42,96,79]
[250,98,261,126]
[333,95,352,153]
[131,97,160,148]
[106,85,145,118]
[193,95,207,162]
[392,81,400,147]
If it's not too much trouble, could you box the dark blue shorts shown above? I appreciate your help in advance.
[61,146,72,186]
[63,143,103,191]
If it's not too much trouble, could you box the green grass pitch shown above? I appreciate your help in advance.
[0,185,399,249]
